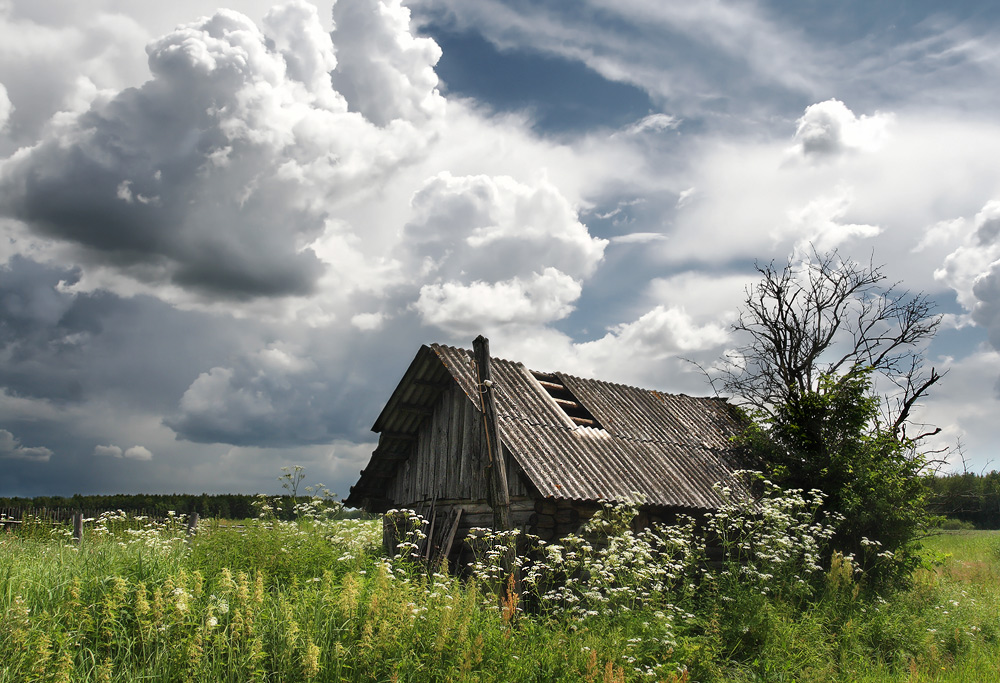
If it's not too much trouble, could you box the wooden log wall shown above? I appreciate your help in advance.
[525,499,596,542]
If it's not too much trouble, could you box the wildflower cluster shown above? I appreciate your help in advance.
[703,475,843,601]
[463,476,848,627]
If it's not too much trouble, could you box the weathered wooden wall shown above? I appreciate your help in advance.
[384,384,530,507]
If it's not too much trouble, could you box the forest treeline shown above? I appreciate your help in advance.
[1,472,998,526]
[924,470,1000,529]
[0,493,373,520]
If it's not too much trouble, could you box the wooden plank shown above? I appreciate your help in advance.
[380,431,417,441]
[398,404,434,416]
[423,506,438,561]
[438,508,463,569]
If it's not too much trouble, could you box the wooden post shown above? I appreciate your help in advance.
[72,512,83,544]
[186,512,200,537]
[473,335,513,532]
[473,335,518,610]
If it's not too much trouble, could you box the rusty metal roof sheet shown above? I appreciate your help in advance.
[347,343,747,510]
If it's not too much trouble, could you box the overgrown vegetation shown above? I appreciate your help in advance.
[3,485,1000,682]
[720,250,942,589]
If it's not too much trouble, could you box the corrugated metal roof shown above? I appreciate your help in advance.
[347,343,747,510]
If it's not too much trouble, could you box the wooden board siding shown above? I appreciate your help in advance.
[384,384,530,507]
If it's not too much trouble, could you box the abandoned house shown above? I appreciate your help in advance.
[344,339,748,568]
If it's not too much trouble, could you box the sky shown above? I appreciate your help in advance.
[2,0,1000,499]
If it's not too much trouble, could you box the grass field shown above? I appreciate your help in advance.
[1,505,999,682]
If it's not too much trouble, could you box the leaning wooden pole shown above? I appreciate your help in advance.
[473,335,518,610]
[473,335,513,532]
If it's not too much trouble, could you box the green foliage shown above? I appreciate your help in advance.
[739,368,933,589]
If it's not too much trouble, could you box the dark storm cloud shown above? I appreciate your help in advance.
[0,8,339,299]
[0,255,262,408]
[164,320,424,447]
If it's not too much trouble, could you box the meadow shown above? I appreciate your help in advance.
[2,494,999,682]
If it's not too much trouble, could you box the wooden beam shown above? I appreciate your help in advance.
[438,508,464,570]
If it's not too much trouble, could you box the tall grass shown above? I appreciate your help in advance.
[2,499,999,682]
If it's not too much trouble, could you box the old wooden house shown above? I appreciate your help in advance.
[344,340,747,567]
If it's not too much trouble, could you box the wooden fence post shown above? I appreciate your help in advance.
[72,512,83,544]
[186,512,200,537]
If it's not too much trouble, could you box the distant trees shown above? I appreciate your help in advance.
[924,470,1000,529]
[0,493,256,519]
[721,250,943,588]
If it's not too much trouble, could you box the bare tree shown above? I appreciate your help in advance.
[721,250,944,587]
[723,249,943,441]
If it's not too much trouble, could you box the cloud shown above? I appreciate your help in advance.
[124,445,153,461]
[579,305,729,359]
[167,343,347,446]
[414,268,582,332]
[0,82,11,129]
[0,6,151,151]
[620,113,679,136]
[0,428,52,462]
[329,0,444,126]
[0,1,442,302]
[783,186,882,254]
[350,311,384,331]
[94,444,123,458]
[937,200,1000,315]
[791,99,894,160]
[609,232,668,245]
[402,171,606,332]
[404,171,606,282]
[94,444,151,460]
[675,187,696,208]
[411,0,821,116]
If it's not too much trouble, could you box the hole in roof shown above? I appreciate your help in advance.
[531,371,604,430]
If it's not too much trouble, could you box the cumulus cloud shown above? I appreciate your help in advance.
[0,428,52,462]
[402,172,606,331]
[579,305,729,360]
[791,99,894,160]
[937,200,1000,315]
[414,268,582,332]
[124,445,153,461]
[350,311,384,331]
[0,7,151,151]
[93,444,152,460]
[0,0,442,302]
[94,444,123,458]
[329,0,444,126]
[405,172,606,280]
[167,344,344,446]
